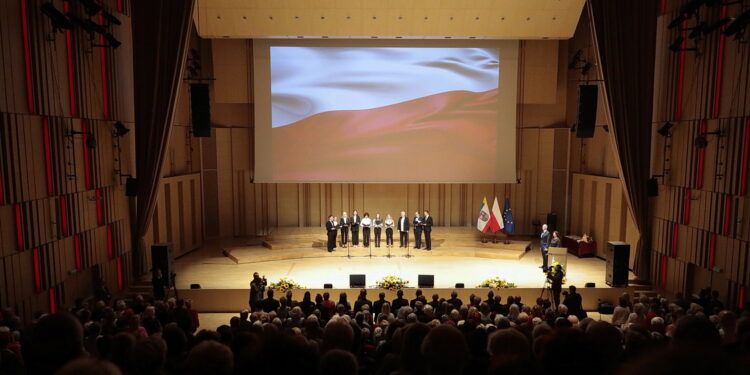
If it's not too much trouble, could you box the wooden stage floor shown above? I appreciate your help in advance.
[172,228,633,291]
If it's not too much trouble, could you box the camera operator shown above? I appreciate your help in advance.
[249,272,268,311]
[546,264,564,309]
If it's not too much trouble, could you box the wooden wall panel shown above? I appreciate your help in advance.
[0,0,134,320]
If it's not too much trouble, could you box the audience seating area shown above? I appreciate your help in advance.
[1,287,749,375]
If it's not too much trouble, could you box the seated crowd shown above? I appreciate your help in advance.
[0,286,749,375]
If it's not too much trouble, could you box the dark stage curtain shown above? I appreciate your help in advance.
[589,0,658,280]
[132,1,195,273]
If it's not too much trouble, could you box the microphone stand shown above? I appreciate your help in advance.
[368,225,373,258]
[405,230,412,258]
[346,225,351,259]
[386,224,392,258]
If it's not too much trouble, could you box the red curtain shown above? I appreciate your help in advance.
[132,1,195,272]
[589,0,658,280]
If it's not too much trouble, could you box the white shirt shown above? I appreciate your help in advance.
[399,217,407,232]
[361,217,372,227]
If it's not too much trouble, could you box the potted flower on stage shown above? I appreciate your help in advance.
[476,276,517,289]
[268,277,305,292]
[376,275,410,291]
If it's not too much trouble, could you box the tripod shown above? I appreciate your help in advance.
[539,276,552,301]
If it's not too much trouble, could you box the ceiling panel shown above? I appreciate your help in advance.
[195,0,585,39]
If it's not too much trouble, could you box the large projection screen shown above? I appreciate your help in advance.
[254,39,518,183]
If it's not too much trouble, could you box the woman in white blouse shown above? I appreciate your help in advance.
[361,212,372,247]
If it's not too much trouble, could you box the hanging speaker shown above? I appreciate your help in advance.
[647,178,659,197]
[125,177,137,197]
[190,83,211,137]
[575,85,598,138]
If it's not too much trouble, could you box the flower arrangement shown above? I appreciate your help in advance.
[476,276,517,289]
[549,261,567,284]
[268,278,305,292]
[376,275,410,291]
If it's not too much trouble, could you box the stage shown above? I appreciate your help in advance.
[167,227,635,312]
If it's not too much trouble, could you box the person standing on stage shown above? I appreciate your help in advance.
[384,214,395,248]
[398,211,410,248]
[540,224,551,271]
[326,215,337,252]
[340,212,350,247]
[351,210,361,247]
[374,213,384,248]
[413,211,423,249]
[361,213,372,247]
[422,210,433,250]
[249,272,267,311]
[550,230,561,248]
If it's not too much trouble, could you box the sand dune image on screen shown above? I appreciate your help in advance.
[267,46,506,182]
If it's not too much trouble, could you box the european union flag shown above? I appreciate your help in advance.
[502,198,515,234]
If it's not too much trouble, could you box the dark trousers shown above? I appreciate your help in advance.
[424,230,432,249]
[327,231,336,251]
[552,287,561,308]
[374,228,382,247]
[352,229,359,245]
[399,231,408,247]
[414,228,423,248]
[386,228,394,245]
[541,247,549,270]
[363,227,370,247]
[341,227,349,245]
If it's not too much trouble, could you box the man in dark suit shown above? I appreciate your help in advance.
[422,210,433,250]
[353,289,372,313]
[562,285,586,319]
[372,292,387,316]
[410,289,427,308]
[391,289,409,312]
[326,215,337,252]
[413,211,423,249]
[261,289,280,312]
[351,210,361,247]
[398,211,410,248]
[540,224,550,271]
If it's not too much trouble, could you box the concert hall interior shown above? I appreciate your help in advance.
[2,0,750,374]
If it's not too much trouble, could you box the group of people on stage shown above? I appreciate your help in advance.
[326,210,433,252]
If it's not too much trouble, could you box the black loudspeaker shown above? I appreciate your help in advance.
[418,275,434,288]
[546,213,558,233]
[151,243,173,280]
[575,85,598,138]
[190,83,211,137]
[324,283,333,289]
[190,283,201,289]
[349,274,365,288]
[606,241,630,287]
[647,178,659,197]
[585,282,596,288]
[125,177,137,197]
[455,283,465,288]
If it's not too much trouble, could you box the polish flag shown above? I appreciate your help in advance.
[477,197,491,232]
[489,197,504,232]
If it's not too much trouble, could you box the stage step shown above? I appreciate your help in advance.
[262,239,530,252]
[225,244,526,263]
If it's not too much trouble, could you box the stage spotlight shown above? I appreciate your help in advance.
[77,0,102,16]
[723,9,750,37]
[688,22,706,39]
[657,122,673,137]
[580,62,592,75]
[669,36,697,52]
[694,135,709,148]
[66,13,97,34]
[41,3,74,32]
[112,121,130,137]
[679,0,706,17]
[104,33,121,48]
[668,14,688,29]
[101,10,121,26]
[703,18,732,35]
